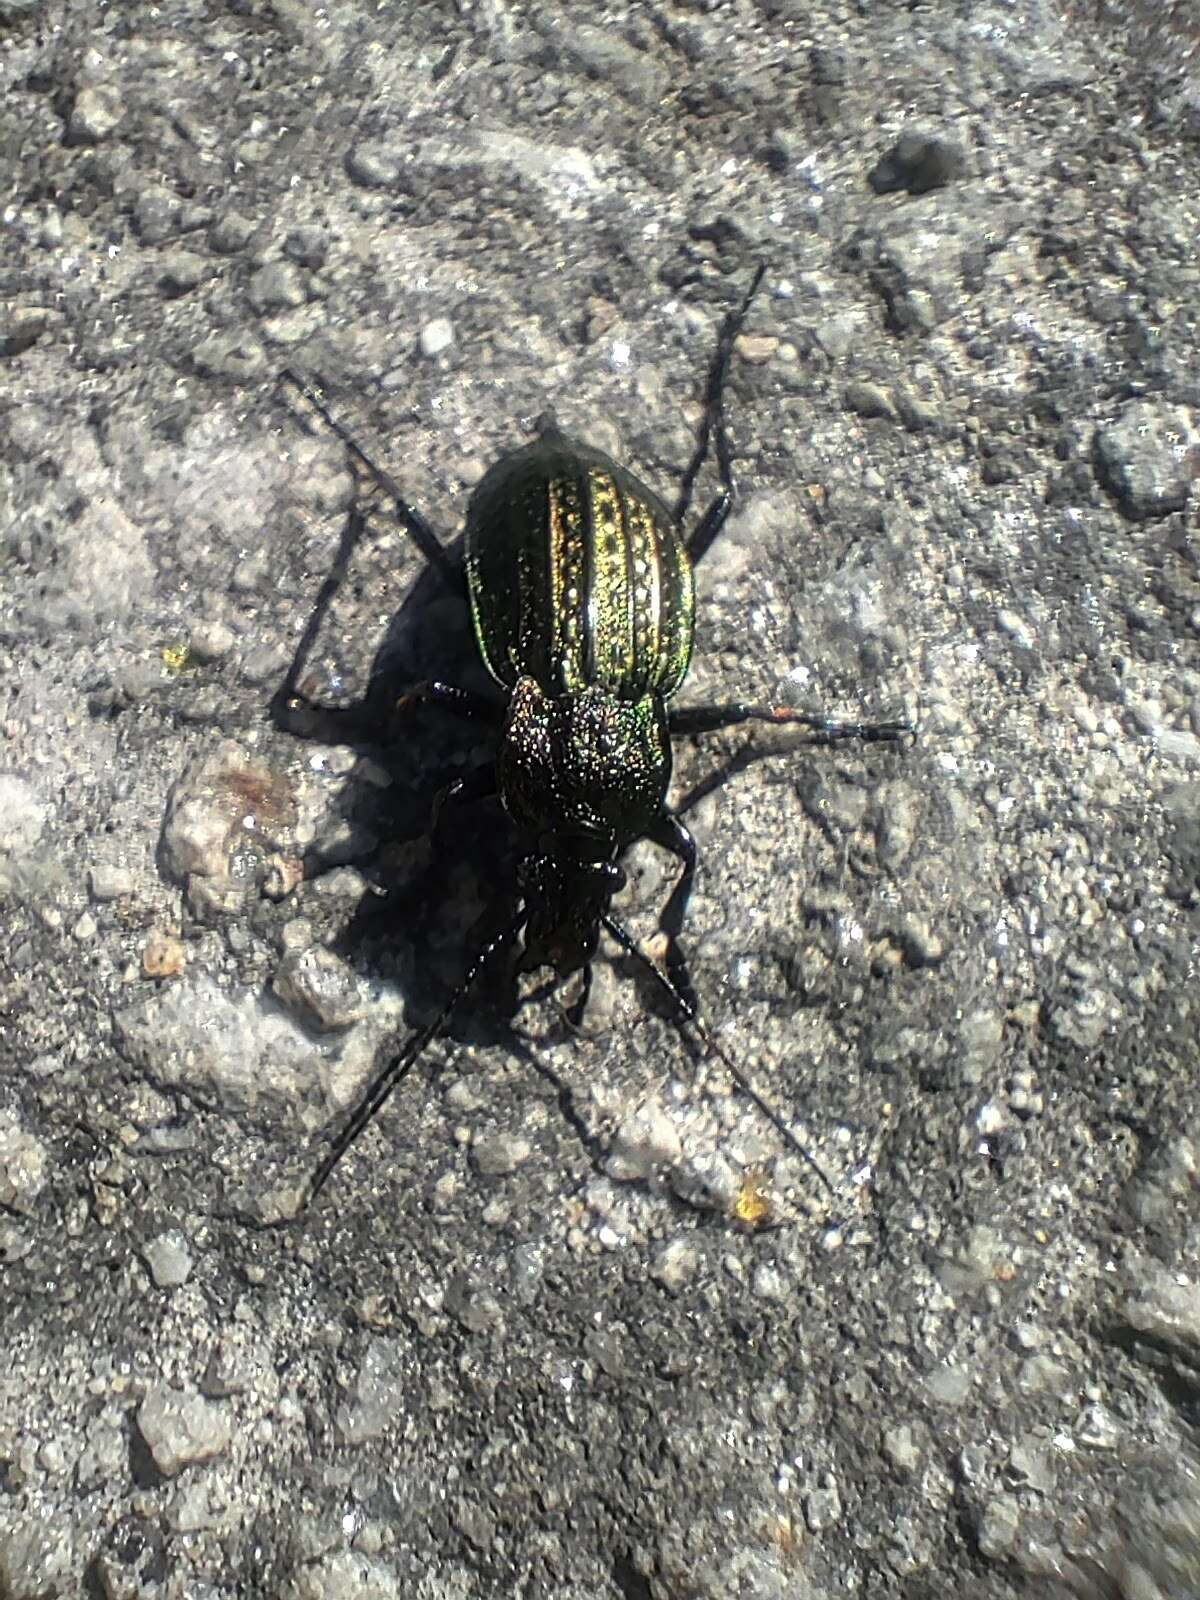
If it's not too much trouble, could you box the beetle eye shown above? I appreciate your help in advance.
[606,864,626,892]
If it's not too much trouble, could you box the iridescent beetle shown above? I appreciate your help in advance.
[281,267,909,1207]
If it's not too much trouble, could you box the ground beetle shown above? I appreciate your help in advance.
[281,266,910,1209]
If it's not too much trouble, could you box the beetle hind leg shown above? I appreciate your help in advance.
[646,811,701,1015]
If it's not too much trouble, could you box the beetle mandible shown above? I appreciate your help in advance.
[281,266,910,1208]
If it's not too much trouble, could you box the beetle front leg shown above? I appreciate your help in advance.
[646,811,699,1013]
[430,763,498,830]
[396,680,506,726]
[669,702,913,745]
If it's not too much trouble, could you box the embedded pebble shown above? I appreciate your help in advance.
[337,1338,409,1444]
[137,1387,231,1476]
[883,1423,922,1474]
[975,1493,1020,1557]
[209,212,256,253]
[284,225,329,269]
[272,946,368,1032]
[472,1131,532,1177]
[89,863,134,901]
[66,83,124,144]
[142,928,186,979]
[869,131,964,194]
[188,620,236,663]
[925,1362,972,1404]
[143,1229,194,1288]
[0,1111,48,1213]
[419,317,455,358]
[1094,401,1200,519]
[844,381,897,420]
[160,741,295,893]
[346,141,401,188]
[159,251,209,296]
[1121,1259,1200,1355]
[114,976,317,1118]
[0,773,47,856]
[651,1237,701,1293]
[607,1099,682,1181]
[247,261,307,314]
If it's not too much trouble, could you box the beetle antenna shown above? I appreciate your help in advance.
[303,911,528,1209]
[600,913,835,1198]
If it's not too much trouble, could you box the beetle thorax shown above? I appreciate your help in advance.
[498,677,671,848]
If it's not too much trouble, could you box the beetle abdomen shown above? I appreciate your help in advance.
[465,429,695,702]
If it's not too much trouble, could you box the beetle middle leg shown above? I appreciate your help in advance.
[669,702,913,745]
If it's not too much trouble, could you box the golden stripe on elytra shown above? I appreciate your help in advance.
[586,469,635,688]
[548,471,587,693]
[624,490,661,692]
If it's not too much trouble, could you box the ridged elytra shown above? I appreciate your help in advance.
[279,267,911,1211]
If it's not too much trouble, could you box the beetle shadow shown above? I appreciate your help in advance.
[270,482,614,1169]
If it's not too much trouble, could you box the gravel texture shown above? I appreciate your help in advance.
[2,1,1200,1596]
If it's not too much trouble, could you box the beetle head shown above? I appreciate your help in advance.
[518,847,625,975]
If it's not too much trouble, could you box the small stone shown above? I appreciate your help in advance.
[262,854,304,900]
[925,1362,972,1404]
[651,1237,701,1293]
[0,773,47,855]
[143,1229,194,1287]
[272,946,367,1031]
[803,1477,842,1532]
[472,1132,532,1177]
[1122,1260,1200,1355]
[72,910,97,941]
[0,306,55,359]
[89,864,134,901]
[1094,400,1199,520]
[883,1423,922,1473]
[188,619,236,662]
[607,1099,682,1181]
[0,1111,48,1213]
[137,1387,231,1476]
[975,1494,1020,1557]
[143,929,186,979]
[159,251,209,296]
[346,141,401,188]
[209,212,257,254]
[734,333,779,365]
[247,261,307,314]
[284,225,329,269]
[868,132,965,195]
[418,317,455,358]
[893,918,945,969]
[66,83,124,144]
[844,381,897,420]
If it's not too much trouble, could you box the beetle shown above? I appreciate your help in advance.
[280,266,910,1208]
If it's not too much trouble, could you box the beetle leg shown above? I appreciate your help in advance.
[302,907,529,1208]
[280,368,464,595]
[431,763,498,830]
[669,702,913,744]
[645,811,699,1012]
[395,680,505,726]
[600,910,835,1198]
[563,963,593,1031]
